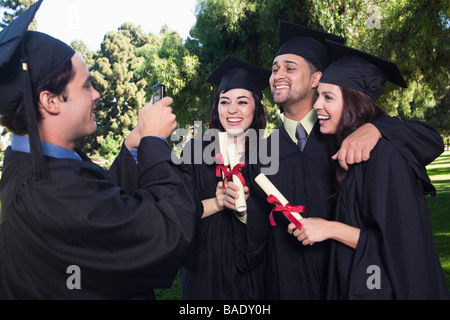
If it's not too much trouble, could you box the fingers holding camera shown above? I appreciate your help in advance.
[139,97,177,139]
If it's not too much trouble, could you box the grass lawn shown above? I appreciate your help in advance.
[156,150,450,300]
[426,150,450,288]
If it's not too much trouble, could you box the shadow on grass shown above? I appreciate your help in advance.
[427,167,450,176]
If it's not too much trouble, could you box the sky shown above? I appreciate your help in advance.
[33,0,198,51]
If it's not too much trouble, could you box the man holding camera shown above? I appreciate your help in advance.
[0,0,201,299]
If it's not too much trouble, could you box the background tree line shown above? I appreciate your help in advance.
[1,0,449,161]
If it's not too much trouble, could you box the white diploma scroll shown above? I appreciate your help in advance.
[254,173,303,221]
[218,132,229,169]
[227,142,247,213]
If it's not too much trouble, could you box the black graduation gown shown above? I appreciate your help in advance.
[327,138,449,299]
[246,117,445,300]
[0,137,202,299]
[248,123,335,300]
[179,138,265,300]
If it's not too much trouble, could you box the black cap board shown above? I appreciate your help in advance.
[320,40,407,101]
[206,56,271,100]
[275,20,345,71]
[0,0,42,68]
[0,0,76,181]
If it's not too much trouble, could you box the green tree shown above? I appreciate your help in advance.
[77,23,202,159]
[425,90,450,138]
[191,0,449,126]
[0,0,37,150]
[308,0,449,119]
[134,26,202,131]
[191,0,260,64]
[190,0,286,131]
[2,0,448,155]
[71,40,95,70]
[77,23,148,160]
[0,0,36,28]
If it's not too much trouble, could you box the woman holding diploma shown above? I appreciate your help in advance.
[290,41,449,299]
[179,56,271,299]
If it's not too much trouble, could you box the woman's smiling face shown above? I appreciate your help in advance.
[218,88,255,134]
[313,82,344,135]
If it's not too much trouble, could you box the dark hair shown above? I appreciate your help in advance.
[332,86,389,191]
[1,59,74,135]
[305,59,319,76]
[209,90,267,132]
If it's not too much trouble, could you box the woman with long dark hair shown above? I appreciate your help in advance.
[287,42,449,299]
[179,56,270,299]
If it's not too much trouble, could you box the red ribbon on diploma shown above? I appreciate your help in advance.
[229,162,246,187]
[267,194,304,230]
[216,153,230,187]
[215,153,246,189]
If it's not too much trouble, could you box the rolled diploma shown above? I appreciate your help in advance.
[254,173,302,220]
[218,132,229,177]
[227,142,247,212]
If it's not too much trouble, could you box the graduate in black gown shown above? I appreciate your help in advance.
[227,21,446,300]
[179,56,270,299]
[289,40,449,299]
[0,1,201,299]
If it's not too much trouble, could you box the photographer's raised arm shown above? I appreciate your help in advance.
[111,97,176,191]
[139,97,176,139]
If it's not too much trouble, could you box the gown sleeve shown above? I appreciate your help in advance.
[108,143,139,194]
[371,116,444,167]
[178,138,205,271]
[0,136,203,299]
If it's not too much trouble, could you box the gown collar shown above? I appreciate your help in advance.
[11,134,82,161]
[283,109,317,144]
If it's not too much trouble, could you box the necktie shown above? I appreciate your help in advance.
[296,123,307,151]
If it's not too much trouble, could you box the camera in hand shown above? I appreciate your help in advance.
[152,83,166,103]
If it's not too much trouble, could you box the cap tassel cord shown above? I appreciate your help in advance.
[22,57,50,182]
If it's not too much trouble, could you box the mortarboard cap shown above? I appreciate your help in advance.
[0,0,75,181]
[275,20,345,71]
[0,0,41,68]
[320,40,407,101]
[207,56,271,100]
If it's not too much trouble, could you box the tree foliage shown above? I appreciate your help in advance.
[134,26,202,128]
[78,23,200,159]
[192,0,449,134]
[309,0,449,119]
[0,0,35,28]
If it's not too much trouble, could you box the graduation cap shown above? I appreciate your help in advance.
[320,40,407,101]
[275,20,345,71]
[207,56,271,101]
[0,0,75,181]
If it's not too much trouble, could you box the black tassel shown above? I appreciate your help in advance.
[22,58,50,182]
